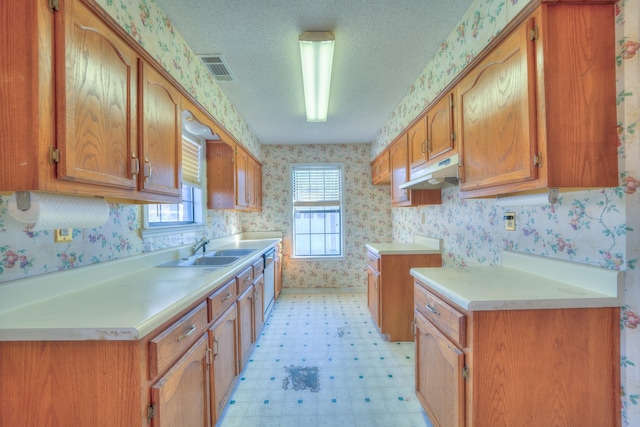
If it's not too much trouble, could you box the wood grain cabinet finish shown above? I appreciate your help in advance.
[0,0,183,203]
[408,117,428,172]
[206,141,263,211]
[413,279,621,427]
[367,251,442,341]
[371,149,391,185]
[425,91,456,165]
[390,135,442,207]
[150,334,211,427]
[209,304,239,424]
[457,3,618,198]
[138,59,182,200]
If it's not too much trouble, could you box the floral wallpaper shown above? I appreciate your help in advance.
[243,144,392,289]
[0,0,638,424]
[373,0,640,424]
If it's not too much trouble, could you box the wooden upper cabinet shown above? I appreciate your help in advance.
[138,59,182,200]
[206,141,262,211]
[390,135,411,206]
[56,0,137,191]
[408,117,428,172]
[458,4,618,198]
[390,135,442,207]
[426,91,456,164]
[371,149,391,185]
[457,17,538,194]
[0,0,184,203]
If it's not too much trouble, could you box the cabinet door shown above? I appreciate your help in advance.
[427,92,455,163]
[246,157,257,209]
[237,286,254,368]
[457,17,537,191]
[138,59,182,199]
[390,135,410,205]
[367,266,380,327]
[253,275,265,336]
[371,150,391,185]
[209,304,239,423]
[56,0,137,190]
[408,117,428,171]
[415,311,465,427]
[235,147,249,208]
[150,334,210,427]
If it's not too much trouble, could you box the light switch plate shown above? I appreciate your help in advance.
[504,212,516,231]
[54,228,73,243]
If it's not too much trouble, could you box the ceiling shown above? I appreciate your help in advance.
[153,0,474,145]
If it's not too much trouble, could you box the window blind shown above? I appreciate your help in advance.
[182,137,201,186]
[292,165,342,207]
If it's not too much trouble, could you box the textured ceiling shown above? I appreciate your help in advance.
[153,0,474,145]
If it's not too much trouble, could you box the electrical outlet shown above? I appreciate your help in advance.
[54,228,73,243]
[504,212,516,231]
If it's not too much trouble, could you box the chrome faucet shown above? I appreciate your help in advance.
[191,237,210,256]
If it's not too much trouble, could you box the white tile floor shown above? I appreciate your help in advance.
[217,291,433,427]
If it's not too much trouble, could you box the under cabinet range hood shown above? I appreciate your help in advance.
[399,154,460,190]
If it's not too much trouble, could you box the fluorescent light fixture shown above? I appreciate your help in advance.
[299,32,335,122]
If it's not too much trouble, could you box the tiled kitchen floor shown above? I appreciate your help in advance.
[217,291,433,427]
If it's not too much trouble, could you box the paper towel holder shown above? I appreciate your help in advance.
[15,191,31,211]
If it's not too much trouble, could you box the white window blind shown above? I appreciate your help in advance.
[291,163,344,258]
[182,136,202,186]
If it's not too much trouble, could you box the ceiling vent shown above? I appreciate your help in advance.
[199,55,236,81]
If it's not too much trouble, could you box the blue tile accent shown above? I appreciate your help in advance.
[365,398,371,402]
[264,400,269,404]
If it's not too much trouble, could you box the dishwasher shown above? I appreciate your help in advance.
[263,248,276,317]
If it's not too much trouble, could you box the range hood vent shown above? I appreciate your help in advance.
[199,55,236,81]
[399,154,460,190]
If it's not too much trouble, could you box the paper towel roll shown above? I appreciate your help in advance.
[8,192,110,231]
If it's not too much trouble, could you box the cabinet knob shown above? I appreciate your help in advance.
[131,153,140,176]
[425,303,440,316]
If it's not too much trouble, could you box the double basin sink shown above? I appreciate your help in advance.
[158,248,258,268]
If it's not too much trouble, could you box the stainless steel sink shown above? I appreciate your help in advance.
[205,249,257,257]
[157,256,241,268]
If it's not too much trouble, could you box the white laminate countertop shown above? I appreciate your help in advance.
[410,250,624,311]
[366,235,442,256]
[0,233,281,341]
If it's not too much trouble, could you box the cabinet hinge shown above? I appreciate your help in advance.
[411,320,416,337]
[147,404,156,423]
[529,26,538,41]
[206,347,214,365]
[449,94,454,109]
[533,152,543,167]
[451,131,456,142]
[49,146,60,164]
[49,0,60,12]
[462,366,469,381]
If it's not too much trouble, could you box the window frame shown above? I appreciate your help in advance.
[290,162,345,261]
[141,132,206,238]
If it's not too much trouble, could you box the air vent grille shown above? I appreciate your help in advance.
[199,55,235,81]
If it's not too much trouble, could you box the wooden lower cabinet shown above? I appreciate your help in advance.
[367,250,442,341]
[209,304,239,423]
[414,310,464,427]
[414,279,621,427]
[0,252,278,427]
[150,334,211,427]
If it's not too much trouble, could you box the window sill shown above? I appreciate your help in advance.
[140,224,204,239]
[290,256,346,262]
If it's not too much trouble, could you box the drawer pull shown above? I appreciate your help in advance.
[221,292,233,302]
[425,303,440,316]
[177,324,197,342]
[244,276,251,282]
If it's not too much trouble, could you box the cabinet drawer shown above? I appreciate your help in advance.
[148,301,208,379]
[208,278,238,323]
[236,266,254,294]
[367,251,380,272]
[415,283,466,347]
[252,258,264,278]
